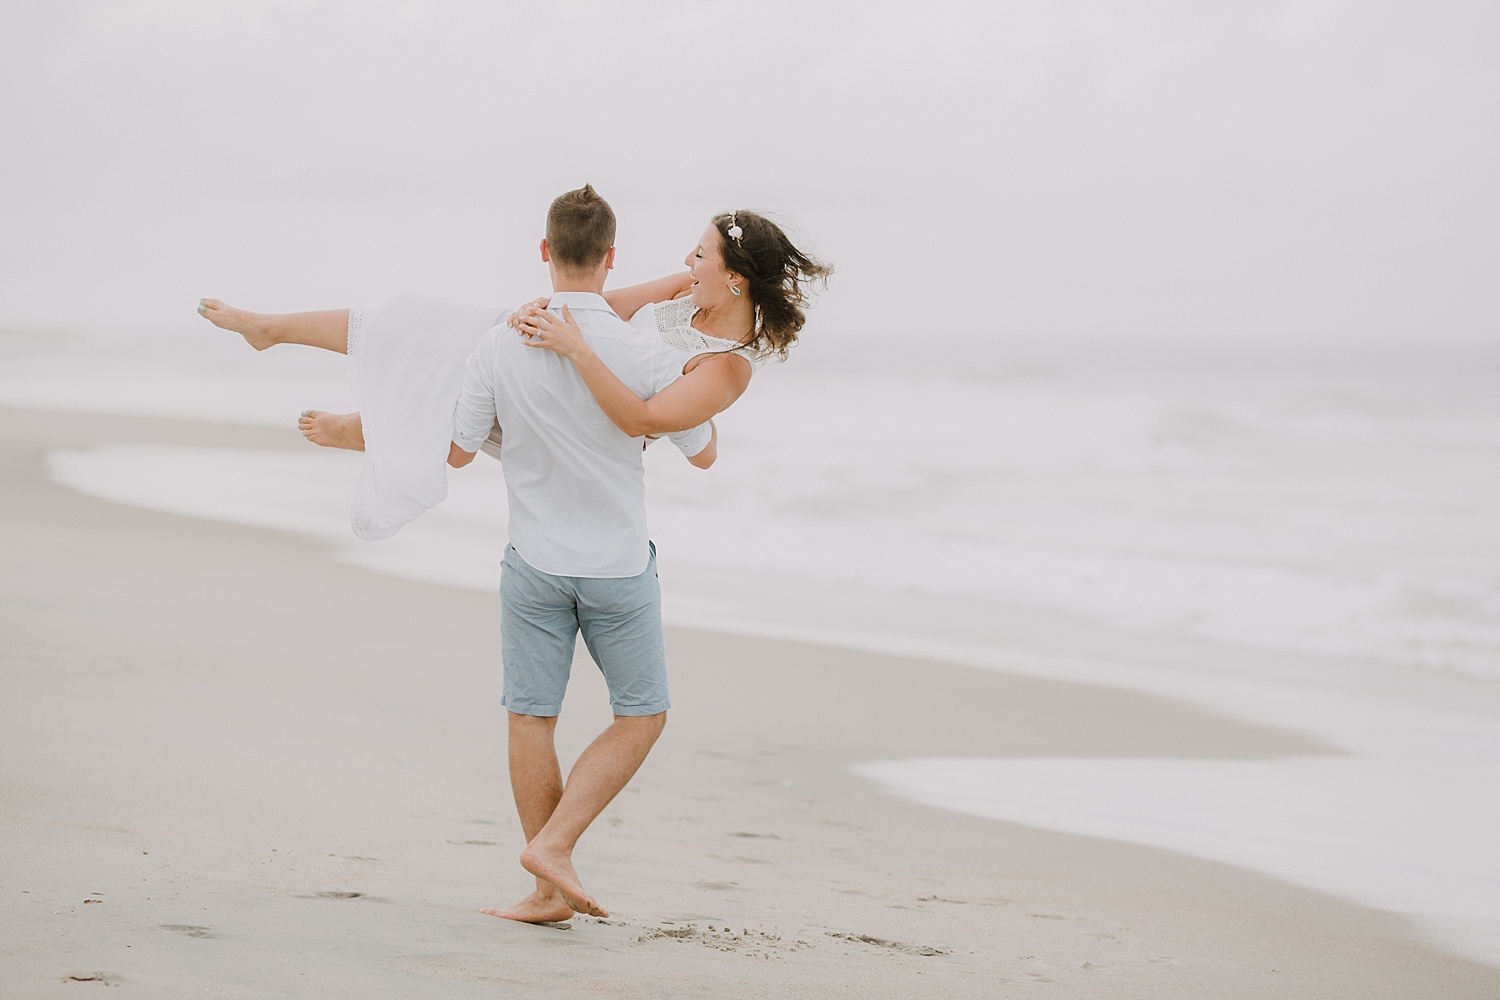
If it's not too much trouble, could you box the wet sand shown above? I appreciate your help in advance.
[2,406,1496,997]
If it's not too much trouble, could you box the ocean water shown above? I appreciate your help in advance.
[5,326,1498,965]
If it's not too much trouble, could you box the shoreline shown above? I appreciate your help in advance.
[3,405,1497,997]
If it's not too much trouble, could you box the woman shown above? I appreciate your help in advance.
[512,211,828,441]
[198,211,829,537]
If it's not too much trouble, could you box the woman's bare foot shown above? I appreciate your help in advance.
[519,843,608,918]
[298,410,365,451]
[480,886,576,925]
[197,297,280,351]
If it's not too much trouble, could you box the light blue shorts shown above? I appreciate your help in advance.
[499,543,669,718]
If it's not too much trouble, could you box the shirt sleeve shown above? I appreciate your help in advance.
[451,326,502,453]
[664,420,712,457]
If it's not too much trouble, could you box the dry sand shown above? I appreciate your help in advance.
[2,406,1496,998]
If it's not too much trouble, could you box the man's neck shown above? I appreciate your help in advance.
[550,278,606,294]
[549,264,607,295]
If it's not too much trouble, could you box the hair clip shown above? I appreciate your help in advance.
[727,213,744,244]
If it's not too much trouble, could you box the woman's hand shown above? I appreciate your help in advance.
[518,304,590,363]
[506,297,550,333]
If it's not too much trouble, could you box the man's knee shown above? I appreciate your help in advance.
[508,711,559,735]
[616,710,667,739]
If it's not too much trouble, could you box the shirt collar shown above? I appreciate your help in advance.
[545,291,613,312]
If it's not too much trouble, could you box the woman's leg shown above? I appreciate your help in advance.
[197,298,349,354]
[298,410,365,451]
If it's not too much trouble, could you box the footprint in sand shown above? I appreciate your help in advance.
[159,924,215,939]
[826,931,952,957]
[637,922,806,957]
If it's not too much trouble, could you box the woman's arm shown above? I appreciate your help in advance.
[603,272,692,322]
[523,305,751,436]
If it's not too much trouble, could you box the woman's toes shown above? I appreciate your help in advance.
[198,298,277,349]
[296,410,362,451]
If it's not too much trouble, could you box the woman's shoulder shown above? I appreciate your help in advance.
[638,296,696,331]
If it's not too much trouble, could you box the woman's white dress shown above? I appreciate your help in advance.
[344,291,759,541]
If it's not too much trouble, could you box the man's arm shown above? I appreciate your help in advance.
[448,441,476,468]
[684,420,716,469]
[449,328,500,468]
[604,272,693,323]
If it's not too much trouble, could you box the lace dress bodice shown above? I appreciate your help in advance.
[649,297,766,370]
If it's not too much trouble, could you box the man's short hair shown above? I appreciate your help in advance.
[546,184,616,272]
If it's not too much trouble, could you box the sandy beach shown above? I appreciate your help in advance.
[2,404,1497,998]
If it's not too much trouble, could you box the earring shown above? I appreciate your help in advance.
[730,285,742,297]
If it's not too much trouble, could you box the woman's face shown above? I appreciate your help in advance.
[684,223,740,311]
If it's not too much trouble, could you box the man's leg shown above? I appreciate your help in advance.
[484,546,582,923]
[519,711,666,919]
[519,545,672,918]
[479,712,576,923]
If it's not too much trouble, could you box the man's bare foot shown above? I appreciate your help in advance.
[298,410,365,451]
[519,843,608,918]
[480,887,575,924]
[197,298,279,351]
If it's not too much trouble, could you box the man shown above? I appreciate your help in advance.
[447,185,713,922]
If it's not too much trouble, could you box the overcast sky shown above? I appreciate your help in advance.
[2,0,1496,342]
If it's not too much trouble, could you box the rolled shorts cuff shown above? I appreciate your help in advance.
[502,697,563,717]
[610,697,671,717]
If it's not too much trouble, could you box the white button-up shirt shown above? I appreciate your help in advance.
[451,291,711,578]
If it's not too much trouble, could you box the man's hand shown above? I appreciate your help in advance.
[686,420,717,470]
[448,441,476,468]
